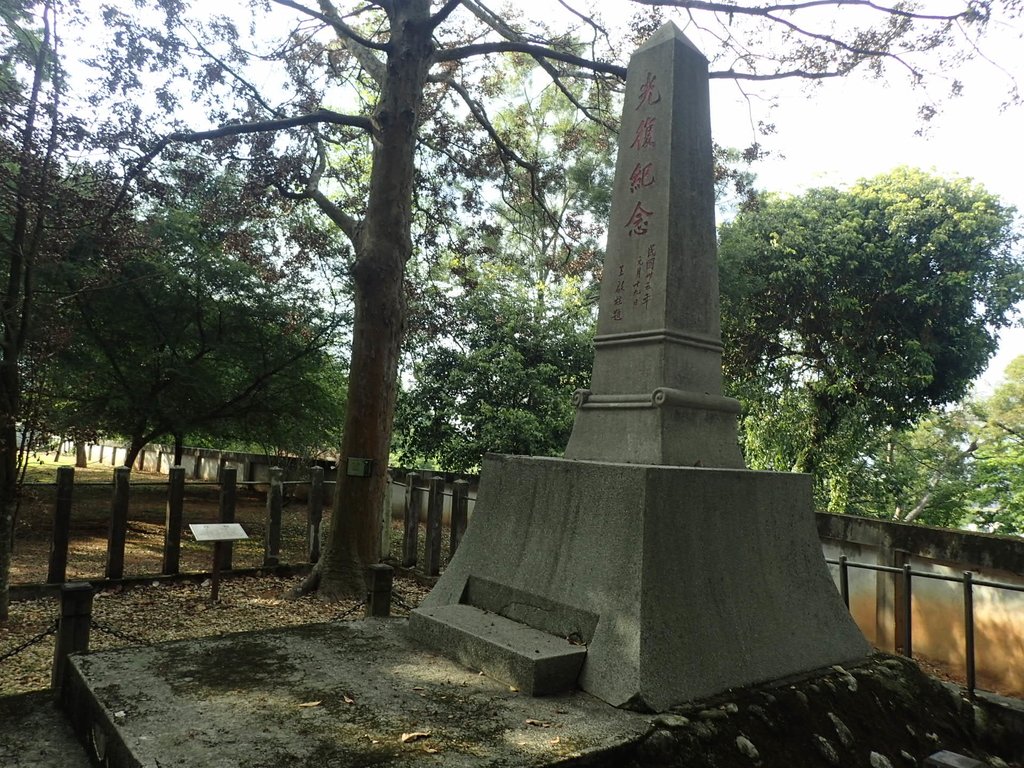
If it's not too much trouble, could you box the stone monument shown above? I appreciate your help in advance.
[410,23,869,712]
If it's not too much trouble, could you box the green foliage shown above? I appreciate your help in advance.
[969,357,1024,534]
[393,271,593,472]
[720,167,1023,511]
[846,410,978,528]
[394,71,610,472]
[33,163,349,461]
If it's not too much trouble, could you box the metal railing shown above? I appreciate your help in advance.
[826,555,1024,699]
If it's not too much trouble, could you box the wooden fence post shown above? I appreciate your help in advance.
[366,564,393,618]
[402,473,420,568]
[105,467,131,580]
[218,467,237,571]
[450,479,469,561]
[47,467,74,584]
[264,467,283,567]
[51,582,93,694]
[308,465,324,564]
[424,476,444,577]
[162,466,186,575]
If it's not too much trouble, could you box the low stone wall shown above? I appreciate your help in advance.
[818,513,1024,697]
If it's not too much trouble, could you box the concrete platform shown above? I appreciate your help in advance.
[61,618,649,767]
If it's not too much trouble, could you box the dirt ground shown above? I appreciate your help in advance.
[2,455,444,697]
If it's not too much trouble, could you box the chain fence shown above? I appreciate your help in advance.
[0,620,58,665]
[330,600,366,622]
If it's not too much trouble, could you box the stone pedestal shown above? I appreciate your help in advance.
[410,22,869,711]
[414,454,869,711]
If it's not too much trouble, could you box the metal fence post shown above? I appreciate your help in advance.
[47,467,74,584]
[402,473,420,568]
[218,467,237,571]
[105,467,131,580]
[162,466,185,575]
[51,582,94,693]
[264,467,283,567]
[838,555,850,609]
[308,465,324,564]
[963,571,976,700]
[450,479,469,561]
[366,564,394,618]
[900,564,913,659]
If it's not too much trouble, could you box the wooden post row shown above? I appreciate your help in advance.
[218,467,237,571]
[402,473,420,568]
[308,465,324,564]
[424,476,444,577]
[52,582,94,693]
[47,467,74,584]
[264,467,283,567]
[105,467,131,580]
[450,479,469,561]
[162,466,186,576]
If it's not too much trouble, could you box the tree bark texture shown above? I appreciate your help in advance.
[315,1,434,598]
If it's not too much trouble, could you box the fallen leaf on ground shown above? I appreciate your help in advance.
[400,731,431,743]
[298,701,322,708]
[343,694,355,704]
[525,719,552,728]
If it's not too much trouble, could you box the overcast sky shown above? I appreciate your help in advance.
[696,9,1024,396]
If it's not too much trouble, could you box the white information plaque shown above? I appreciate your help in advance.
[189,523,249,542]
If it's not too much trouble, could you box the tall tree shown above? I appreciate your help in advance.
[0,0,72,620]
[89,1,1019,599]
[720,167,1022,511]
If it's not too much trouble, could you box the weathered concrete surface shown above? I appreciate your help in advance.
[0,691,92,768]
[62,618,650,768]
[417,455,869,712]
[58,632,1024,767]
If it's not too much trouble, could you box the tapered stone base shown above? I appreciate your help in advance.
[413,454,869,712]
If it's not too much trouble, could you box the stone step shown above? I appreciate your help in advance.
[409,604,587,696]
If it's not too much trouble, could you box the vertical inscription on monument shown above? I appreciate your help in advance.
[611,71,664,327]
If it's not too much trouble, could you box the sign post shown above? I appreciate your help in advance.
[189,523,249,602]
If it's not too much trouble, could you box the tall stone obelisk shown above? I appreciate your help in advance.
[411,23,869,712]
[564,24,744,468]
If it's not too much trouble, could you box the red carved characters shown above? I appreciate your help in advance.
[614,71,660,322]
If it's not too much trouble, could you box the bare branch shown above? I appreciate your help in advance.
[428,0,464,30]
[436,41,626,78]
[630,0,980,24]
[710,67,853,80]
[115,111,374,214]
[271,0,389,50]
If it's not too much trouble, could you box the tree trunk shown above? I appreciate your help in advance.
[173,433,184,466]
[75,441,87,468]
[0,409,17,622]
[124,436,146,470]
[313,1,433,599]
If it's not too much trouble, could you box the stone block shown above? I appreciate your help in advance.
[410,604,587,696]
